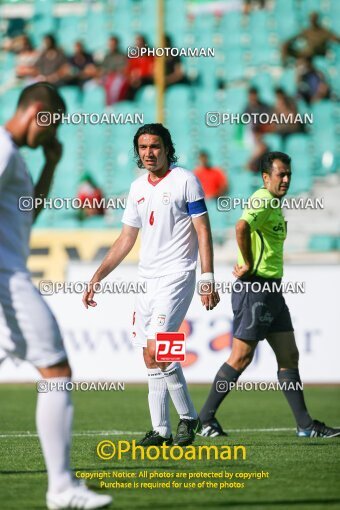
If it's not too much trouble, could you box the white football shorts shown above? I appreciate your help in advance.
[0,271,67,367]
[132,270,196,347]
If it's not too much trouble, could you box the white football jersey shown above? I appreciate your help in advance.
[122,166,207,278]
[0,126,34,273]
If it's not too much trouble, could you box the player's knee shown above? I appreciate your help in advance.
[143,348,157,368]
[38,359,72,378]
[228,352,254,372]
[147,344,156,360]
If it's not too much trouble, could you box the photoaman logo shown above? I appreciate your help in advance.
[156,332,186,362]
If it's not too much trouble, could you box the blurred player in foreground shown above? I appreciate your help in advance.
[0,83,112,509]
[83,123,220,446]
[199,151,340,439]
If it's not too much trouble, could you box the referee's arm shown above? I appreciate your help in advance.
[233,219,254,279]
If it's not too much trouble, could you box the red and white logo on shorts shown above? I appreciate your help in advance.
[155,332,186,362]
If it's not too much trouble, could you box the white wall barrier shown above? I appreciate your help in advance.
[0,265,339,383]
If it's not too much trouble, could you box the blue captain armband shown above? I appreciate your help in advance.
[187,198,207,216]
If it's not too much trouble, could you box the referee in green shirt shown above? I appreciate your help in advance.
[199,152,340,439]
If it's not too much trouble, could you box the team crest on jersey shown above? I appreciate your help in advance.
[157,314,166,326]
[162,192,171,205]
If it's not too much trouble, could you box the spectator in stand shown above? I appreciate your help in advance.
[274,88,304,144]
[163,34,188,87]
[100,35,128,105]
[243,0,268,15]
[247,130,271,173]
[282,12,340,65]
[33,34,69,86]
[15,35,39,82]
[296,57,330,104]
[64,41,97,88]
[2,18,26,52]
[243,87,273,134]
[194,151,228,200]
[76,173,105,221]
[125,34,154,100]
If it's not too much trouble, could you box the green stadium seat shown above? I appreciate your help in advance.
[59,87,82,112]
[300,0,325,19]
[250,73,275,105]
[85,8,109,52]
[56,16,84,53]
[0,88,21,123]
[273,0,298,41]
[223,49,245,82]
[21,146,45,183]
[285,134,313,193]
[32,0,56,39]
[310,101,337,174]
[224,87,248,113]
[279,68,297,96]
[309,235,337,252]
[206,199,229,233]
[81,86,106,111]
[263,134,282,152]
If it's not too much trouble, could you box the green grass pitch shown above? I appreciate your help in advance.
[1,384,340,510]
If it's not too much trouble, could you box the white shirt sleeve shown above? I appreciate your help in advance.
[0,147,13,192]
[185,172,207,217]
[185,172,205,202]
[121,185,142,228]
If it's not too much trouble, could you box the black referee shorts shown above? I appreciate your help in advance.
[231,276,294,341]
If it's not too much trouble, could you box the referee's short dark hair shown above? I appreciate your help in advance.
[261,151,291,175]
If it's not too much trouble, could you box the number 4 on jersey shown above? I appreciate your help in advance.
[149,211,154,225]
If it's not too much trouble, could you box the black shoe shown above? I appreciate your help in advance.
[173,418,201,446]
[297,420,340,438]
[197,418,228,438]
[137,430,173,446]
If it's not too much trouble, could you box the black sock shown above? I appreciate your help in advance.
[199,362,241,423]
[278,368,313,429]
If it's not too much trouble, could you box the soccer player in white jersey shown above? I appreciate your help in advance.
[0,83,112,509]
[83,123,220,446]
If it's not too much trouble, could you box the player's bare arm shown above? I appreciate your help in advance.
[233,219,254,278]
[82,224,139,308]
[34,137,63,220]
[192,214,220,310]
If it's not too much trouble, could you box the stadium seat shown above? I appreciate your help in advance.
[59,86,82,111]
[311,101,337,174]
[223,49,245,82]
[85,7,109,53]
[309,235,337,252]
[81,86,106,112]
[273,0,298,41]
[250,73,275,105]
[0,88,21,123]
[56,16,84,53]
[279,68,297,96]
[285,134,313,193]
[263,134,283,152]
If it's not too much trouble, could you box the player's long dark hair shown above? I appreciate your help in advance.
[133,123,178,168]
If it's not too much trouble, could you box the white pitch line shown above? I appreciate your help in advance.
[0,430,143,438]
[0,427,303,438]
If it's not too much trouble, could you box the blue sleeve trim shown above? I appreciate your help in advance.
[187,198,207,216]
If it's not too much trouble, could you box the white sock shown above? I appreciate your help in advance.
[163,362,198,420]
[36,377,74,494]
[147,368,171,437]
